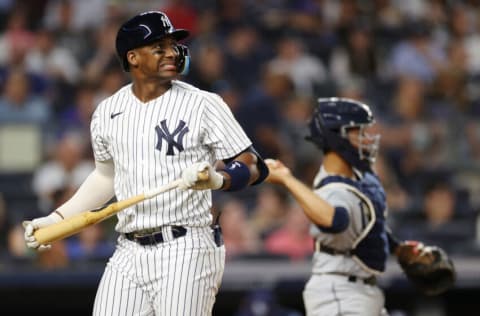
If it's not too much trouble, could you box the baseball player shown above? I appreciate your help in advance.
[23,11,268,316]
[265,98,390,315]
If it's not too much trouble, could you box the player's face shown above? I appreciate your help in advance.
[346,124,380,162]
[347,125,377,147]
[133,37,179,80]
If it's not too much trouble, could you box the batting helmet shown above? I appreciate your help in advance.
[115,11,190,73]
[306,97,380,172]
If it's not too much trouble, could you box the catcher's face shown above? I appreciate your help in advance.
[344,123,380,163]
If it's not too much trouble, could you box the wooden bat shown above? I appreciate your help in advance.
[32,169,209,245]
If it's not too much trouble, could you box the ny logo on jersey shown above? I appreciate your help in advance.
[155,120,189,156]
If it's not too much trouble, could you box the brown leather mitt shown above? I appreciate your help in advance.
[395,240,456,296]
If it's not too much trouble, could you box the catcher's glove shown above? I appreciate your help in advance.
[395,240,456,296]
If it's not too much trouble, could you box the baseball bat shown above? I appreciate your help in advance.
[33,169,209,245]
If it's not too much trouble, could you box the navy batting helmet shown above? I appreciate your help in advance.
[115,11,190,73]
[306,97,380,172]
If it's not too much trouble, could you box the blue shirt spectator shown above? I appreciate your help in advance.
[0,68,51,126]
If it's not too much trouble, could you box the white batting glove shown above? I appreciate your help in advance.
[23,212,63,251]
[179,162,224,190]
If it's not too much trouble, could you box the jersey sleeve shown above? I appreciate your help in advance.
[90,105,112,161]
[201,92,252,160]
[311,185,366,245]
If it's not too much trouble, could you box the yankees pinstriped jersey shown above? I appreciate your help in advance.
[90,80,252,233]
[92,80,248,315]
[310,167,389,277]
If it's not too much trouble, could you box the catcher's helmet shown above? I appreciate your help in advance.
[115,11,190,73]
[306,97,380,172]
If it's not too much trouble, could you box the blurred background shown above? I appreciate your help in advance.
[0,0,479,315]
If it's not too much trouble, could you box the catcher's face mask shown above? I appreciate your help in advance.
[343,123,380,164]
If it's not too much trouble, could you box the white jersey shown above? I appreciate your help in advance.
[90,80,251,233]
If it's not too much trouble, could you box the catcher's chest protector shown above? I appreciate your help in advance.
[318,172,389,272]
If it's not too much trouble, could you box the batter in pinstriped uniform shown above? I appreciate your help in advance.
[265,98,390,315]
[23,11,268,316]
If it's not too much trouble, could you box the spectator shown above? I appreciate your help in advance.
[374,153,411,216]
[378,76,449,194]
[57,81,97,137]
[65,223,115,263]
[264,201,314,261]
[24,28,80,85]
[249,184,290,240]
[280,95,318,182]
[91,63,128,104]
[185,41,227,93]
[448,3,480,78]
[395,178,477,254]
[218,197,261,261]
[433,38,470,114]
[82,19,122,84]
[388,19,447,84]
[32,131,94,214]
[236,66,294,160]
[0,67,51,126]
[267,36,327,97]
[0,9,35,67]
[330,22,379,88]
[224,24,271,93]
[42,0,107,33]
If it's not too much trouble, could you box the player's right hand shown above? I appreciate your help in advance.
[264,159,292,185]
[179,161,224,190]
[23,212,63,251]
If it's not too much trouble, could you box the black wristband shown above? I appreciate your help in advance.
[222,161,251,191]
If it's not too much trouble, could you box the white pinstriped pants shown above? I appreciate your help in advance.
[92,226,225,316]
[303,274,389,316]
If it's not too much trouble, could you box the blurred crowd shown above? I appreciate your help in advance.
[1,0,480,272]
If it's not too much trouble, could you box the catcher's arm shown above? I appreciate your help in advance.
[387,228,437,265]
[386,227,401,254]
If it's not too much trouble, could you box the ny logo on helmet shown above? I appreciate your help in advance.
[160,14,173,31]
[155,120,189,156]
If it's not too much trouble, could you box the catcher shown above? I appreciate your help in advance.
[265,97,455,315]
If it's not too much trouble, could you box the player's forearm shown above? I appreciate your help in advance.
[217,151,260,190]
[282,175,335,227]
[215,151,263,190]
[53,160,115,220]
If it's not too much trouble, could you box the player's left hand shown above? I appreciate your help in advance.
[179,162,224,190]
[23,213,63,251]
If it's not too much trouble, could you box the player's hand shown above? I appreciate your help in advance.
[23,212,63,251]
[264,159,292,185]
[179,162,224,190]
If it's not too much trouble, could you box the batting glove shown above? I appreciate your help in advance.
[23,212,63,251]
[179,162,224,190]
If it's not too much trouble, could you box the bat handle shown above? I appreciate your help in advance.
[198,168,210,181]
